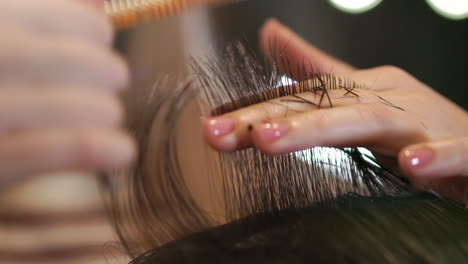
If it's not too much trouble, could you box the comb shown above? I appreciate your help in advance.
[105,0,241,30]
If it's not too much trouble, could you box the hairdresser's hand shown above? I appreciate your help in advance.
[202,19,468,196]
[0,0,135,184]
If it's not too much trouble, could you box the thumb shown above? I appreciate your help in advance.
[259,18,355,80]
[398,137,468,202]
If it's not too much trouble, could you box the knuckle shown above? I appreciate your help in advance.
[378,65,411,80]
[378,65,403,74]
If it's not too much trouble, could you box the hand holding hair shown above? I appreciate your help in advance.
[202,19,468,197]
[0,0,135,185]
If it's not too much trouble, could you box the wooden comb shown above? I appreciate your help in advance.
[105,0,241,30]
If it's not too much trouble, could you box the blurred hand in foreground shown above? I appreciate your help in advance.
[0,0,135,185]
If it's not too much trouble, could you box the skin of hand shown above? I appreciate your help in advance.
[202,19,468,200]
[0,0,135,184]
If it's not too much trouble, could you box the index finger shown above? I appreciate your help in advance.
[259,19,355,79]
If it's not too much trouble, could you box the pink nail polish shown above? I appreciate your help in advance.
[403,147,434,168]
[256,122,289,143]
[204,117,235,137]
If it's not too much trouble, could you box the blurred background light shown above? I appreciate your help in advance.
[426,0,468,20]
[328,0,383,14]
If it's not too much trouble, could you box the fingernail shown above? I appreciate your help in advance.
[256,122,289,143]
[403,147,434,168]
[204,117,235,137]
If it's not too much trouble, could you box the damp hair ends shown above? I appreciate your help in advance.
[102,42,468,263]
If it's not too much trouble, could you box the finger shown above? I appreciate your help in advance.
[0,89,122,132]
[0,25,128,91]
[203,79,398,151]
[258,20,423,93]
[399,137,468,181]
[0,0,111,45]
[399,137,468,202]
[249,104,426,155]
[203,86,368,151]
[259,18,355,79]
[0,128,135,183]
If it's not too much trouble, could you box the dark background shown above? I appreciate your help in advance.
[209,0,468,109]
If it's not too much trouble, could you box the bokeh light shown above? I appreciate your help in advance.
[426,0,468,20]
[328,0,383,14]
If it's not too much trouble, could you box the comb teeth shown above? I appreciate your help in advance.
[105,0,239,30]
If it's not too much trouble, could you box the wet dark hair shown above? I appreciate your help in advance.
[102,43,468,263]
[130,193,468,264]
